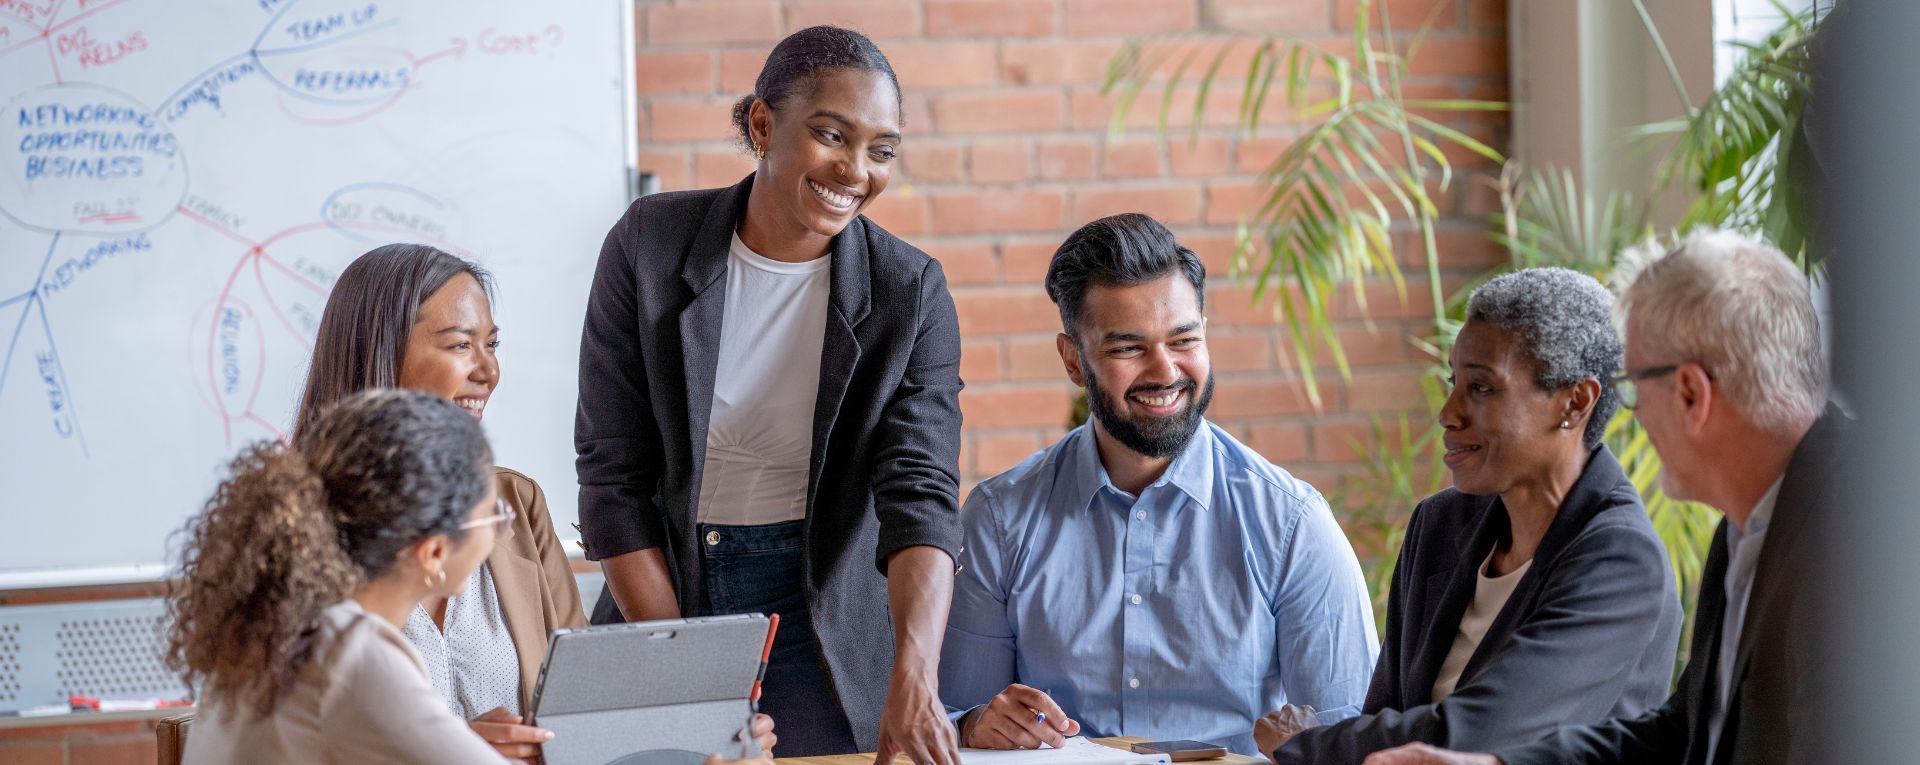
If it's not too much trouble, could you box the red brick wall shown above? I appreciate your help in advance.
[0,717,163,765]
[635,0,1507,501]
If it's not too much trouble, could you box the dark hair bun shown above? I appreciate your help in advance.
[730,25,900,152]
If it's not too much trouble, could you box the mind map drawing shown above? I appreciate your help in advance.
[0,0,627,580]
[1,0,568,449]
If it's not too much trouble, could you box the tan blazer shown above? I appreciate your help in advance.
[489,466,589,713]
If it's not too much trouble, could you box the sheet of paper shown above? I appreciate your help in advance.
[957,737,1172,765]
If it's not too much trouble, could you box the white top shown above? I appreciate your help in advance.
[1705,475,1783,764]
[1431,551,1533,700]
[183,599,509,764]
[694,233,831,525]
[402,562,522,718]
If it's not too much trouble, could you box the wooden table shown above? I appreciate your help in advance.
[777,736,1267,765]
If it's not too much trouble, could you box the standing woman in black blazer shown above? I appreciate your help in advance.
[1256,268,1683,763]
[575,26,963,764]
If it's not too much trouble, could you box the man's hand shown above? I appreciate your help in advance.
[1362,743,1503,765]
[1253,704,1319,761]
[873,669,961,765]
[960,684,1080,750]
[469,707,553,762]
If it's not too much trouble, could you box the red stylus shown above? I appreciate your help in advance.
[751,613,780,708]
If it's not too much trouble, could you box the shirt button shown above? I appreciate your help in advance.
[1135,510,1147,521]
[1129,677,1141,689]
[1129,594,1142,605]
[705,530,721,546]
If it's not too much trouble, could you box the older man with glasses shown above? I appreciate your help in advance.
[1369,228,1840,765]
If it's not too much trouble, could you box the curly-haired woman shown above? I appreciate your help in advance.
[167,389,775,764]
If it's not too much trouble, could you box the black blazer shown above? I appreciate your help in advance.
[1276,445,1682,763]
[1497,412,1842,765]
[573,175,965,749]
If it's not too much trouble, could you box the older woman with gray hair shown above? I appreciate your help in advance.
[1255,268,1683,764]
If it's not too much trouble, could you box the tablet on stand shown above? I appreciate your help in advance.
[530,613,774,765]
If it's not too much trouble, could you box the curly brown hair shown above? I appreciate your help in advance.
[166,389,492,717]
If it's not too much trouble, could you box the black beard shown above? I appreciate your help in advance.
[1084,364,1214,459]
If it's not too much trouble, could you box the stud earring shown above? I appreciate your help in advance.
[753,143,766,162]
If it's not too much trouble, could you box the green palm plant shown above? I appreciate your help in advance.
[1106,0,1822,669]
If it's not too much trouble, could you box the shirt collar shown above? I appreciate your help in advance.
[1065,420,1216,512]
[1739,475,1784,539]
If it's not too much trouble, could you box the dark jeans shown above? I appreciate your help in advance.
[700,520,857,756]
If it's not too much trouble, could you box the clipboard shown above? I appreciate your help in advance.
[529,613,774,765]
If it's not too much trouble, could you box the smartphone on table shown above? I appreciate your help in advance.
[1128,740,1229,761]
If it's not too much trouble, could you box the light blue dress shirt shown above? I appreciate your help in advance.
[1704,475,1782,765]
[940,422,1378,755]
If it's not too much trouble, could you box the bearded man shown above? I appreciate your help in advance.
[937,214,1378,756]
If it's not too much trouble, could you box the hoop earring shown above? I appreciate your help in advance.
[424,568,446,589]
[753,143,767,162]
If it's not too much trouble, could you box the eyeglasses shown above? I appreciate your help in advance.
[459,497,517,533]
[1611,364,1712,409]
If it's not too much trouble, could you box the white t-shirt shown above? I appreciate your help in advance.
[694,233,830,526]
[1431,551,1533,700]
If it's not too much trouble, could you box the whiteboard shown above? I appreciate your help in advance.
[0,0,634,587]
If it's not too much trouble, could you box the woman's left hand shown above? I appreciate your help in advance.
[706,716,779,765]
[745,713,778,755]
[1253,704,1320,762]
[469,706,553,761]
[873,670,960,765]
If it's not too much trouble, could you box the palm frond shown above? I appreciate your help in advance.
[1101,7,1503,406]
[1336,411,1447,631]
[1647,5,1818,263]
[1492,165,1643,270]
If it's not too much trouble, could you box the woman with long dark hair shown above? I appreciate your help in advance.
[167,389,518,762]
[290,244,783,760]
[577,25,963,762]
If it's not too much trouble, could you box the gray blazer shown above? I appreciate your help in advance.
[1276,446,1682,763]
[573,174,965,749]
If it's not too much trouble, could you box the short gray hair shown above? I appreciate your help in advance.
[1466,267,1624,448]
[1617,229,1827,434]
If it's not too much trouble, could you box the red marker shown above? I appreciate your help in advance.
[67,695,192,712]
